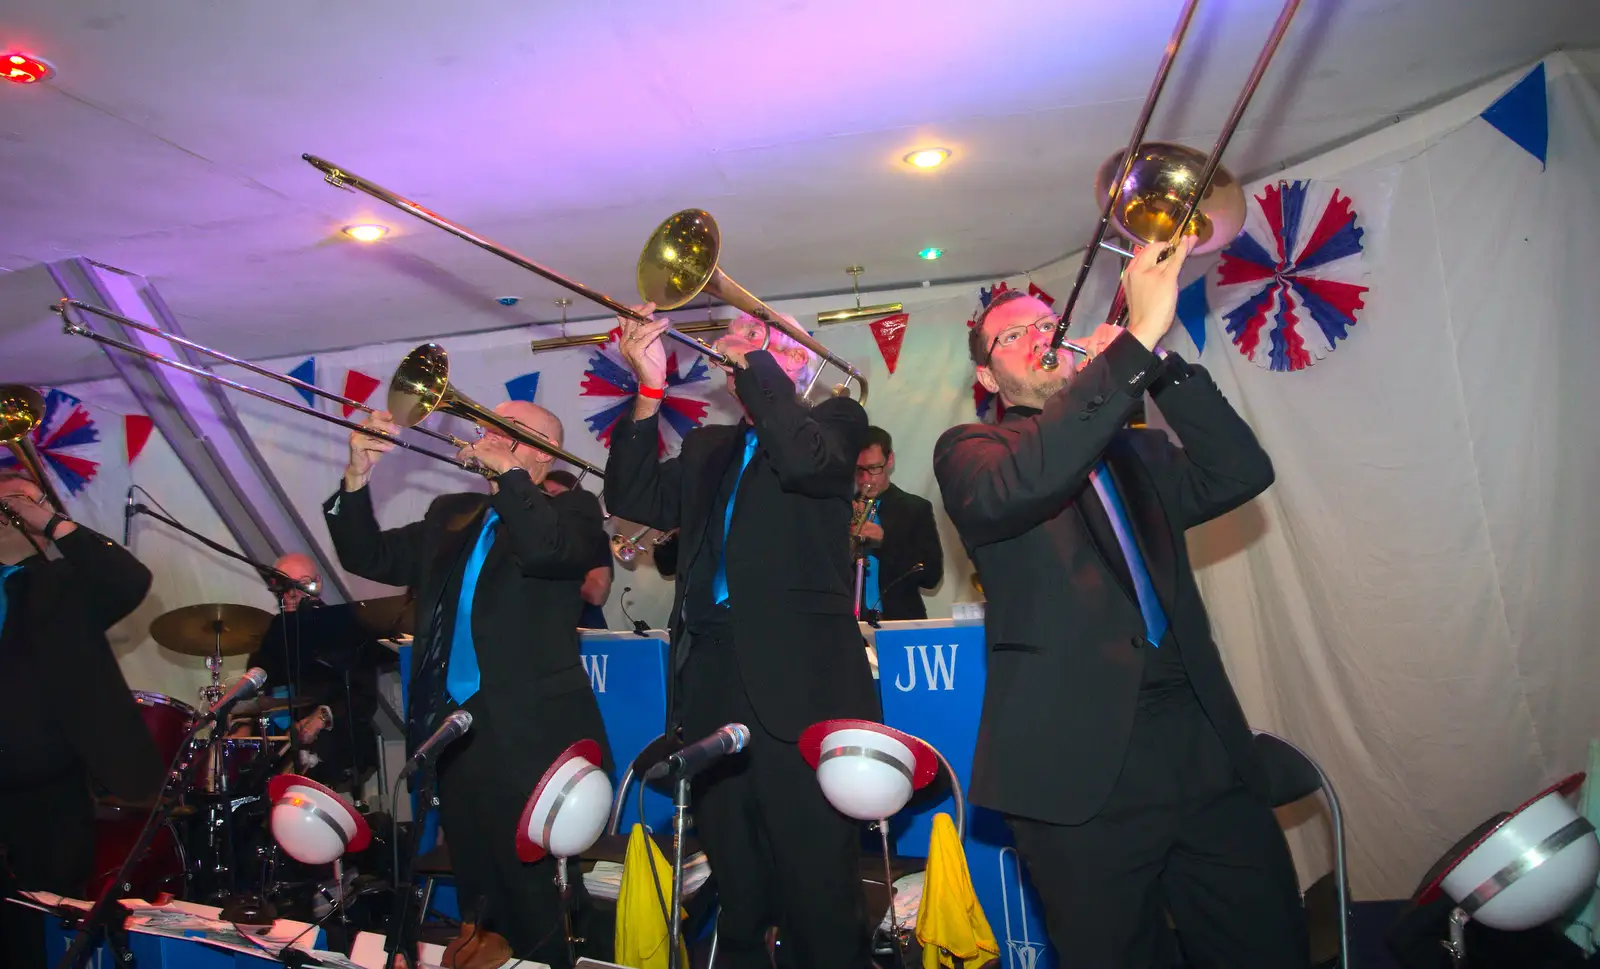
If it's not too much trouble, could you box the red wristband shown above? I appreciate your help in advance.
[638,384,666,400]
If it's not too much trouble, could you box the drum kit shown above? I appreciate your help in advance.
[95,601,391,919]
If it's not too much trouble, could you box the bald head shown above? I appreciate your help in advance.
[490,401,566,482]
[495,400,563,447]
[273,552,320,611]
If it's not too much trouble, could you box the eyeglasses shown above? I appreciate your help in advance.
[0,493,44,506]
[985,316,1057,364]
[856,463,887,475]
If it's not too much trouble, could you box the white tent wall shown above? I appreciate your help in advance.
[1145,49,1600,897]
[49,49,1598,899]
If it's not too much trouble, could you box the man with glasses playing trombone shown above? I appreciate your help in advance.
[935,238,1307,968]
[605,305,879,969]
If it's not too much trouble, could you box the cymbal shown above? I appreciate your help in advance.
[150,603,274,657]
[353,593,414,638]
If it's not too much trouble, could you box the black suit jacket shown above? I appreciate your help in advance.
[323,469,612,783]
[0,528,163,801]
[867,484,944,621]
[604,351,881,742]
[934,331,1274,825]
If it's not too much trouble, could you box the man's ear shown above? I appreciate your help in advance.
[976,365,1000,395]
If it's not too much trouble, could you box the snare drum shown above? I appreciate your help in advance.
[131,691,199,768]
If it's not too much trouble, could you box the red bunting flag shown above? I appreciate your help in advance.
[125,414,154,464]
[341,370,382,418]
[868,313,909,375]
[1027,282,1056,306]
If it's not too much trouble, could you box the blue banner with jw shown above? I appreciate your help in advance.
[874,618,1055,969]
[577,630,674,831]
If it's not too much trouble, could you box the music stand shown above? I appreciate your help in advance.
[255,598,404,790]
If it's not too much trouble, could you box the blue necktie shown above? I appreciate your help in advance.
[447,508,499,705]
[0,565,21,634]
[1088,461,1169,647]
[712,429,759,605]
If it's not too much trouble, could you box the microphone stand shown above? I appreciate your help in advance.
[861,564,925,629]
[56,707,240,969]
[384,766,436,969]
[668,775,690,969]
[128,502,319,599]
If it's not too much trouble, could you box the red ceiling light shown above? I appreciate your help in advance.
[3,53,55,84]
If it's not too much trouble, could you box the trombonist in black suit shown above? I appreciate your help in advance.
[934,238,1308,969]
[604,306,879,969]
[324,401,611,968]
[0,468,162,968]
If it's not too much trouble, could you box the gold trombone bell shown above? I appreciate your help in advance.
[0,384,69,517]
[388,344,578,466]
[1094,142,1247,255]
[639,209,869,403]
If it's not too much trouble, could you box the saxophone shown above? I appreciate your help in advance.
[851,490,880,619]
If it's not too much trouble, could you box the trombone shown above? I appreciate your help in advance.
[302,156,869,404]
[0,384,69,517]
[611,525,676,566]
[1038,0,1303,371]
[53,299,605,481]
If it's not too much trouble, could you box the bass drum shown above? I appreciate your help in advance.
[131,691,199,770]
[88,802,187,901]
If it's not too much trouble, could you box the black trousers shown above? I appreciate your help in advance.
[0,767,95,969]
[1007,689,1309,969]
[435,696,582,968]
[681,626,872,969]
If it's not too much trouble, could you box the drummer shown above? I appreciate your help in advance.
[237,553,379,795]
[0,469,163,966]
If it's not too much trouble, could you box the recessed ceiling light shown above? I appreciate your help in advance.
[342,224,389,242]
[918,247,944,261]
[2,53,54,84]
[904,148,951,169]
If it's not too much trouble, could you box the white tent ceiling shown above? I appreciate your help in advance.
[1,0,1594,385]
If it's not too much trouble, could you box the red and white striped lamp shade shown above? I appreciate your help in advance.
[514,740,612,863]
[268,774,371,865]
[1419,773,1599,931]
[800,719,939,822]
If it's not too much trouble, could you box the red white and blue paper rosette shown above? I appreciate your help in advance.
[0,389,102,494]
[1214,180,1370,372]
[579,336,711,455]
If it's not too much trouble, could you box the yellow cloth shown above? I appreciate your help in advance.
[614,823,690,969]
[915,812,999,969]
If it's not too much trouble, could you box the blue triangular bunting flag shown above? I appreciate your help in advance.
[1176,277,1209,356]
[287,358,316,407]
[1481,62,1547,169]
[504,372,540,403]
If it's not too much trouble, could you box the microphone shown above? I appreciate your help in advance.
[401,710,473,778]
[619,587,650,637]
[863,563,925,628]
[263,569,322,601]
[645,723,750,782]
[122,487,137,546]
[200,667,268,725]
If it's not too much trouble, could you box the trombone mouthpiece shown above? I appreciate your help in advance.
[1038,349,1062,372]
